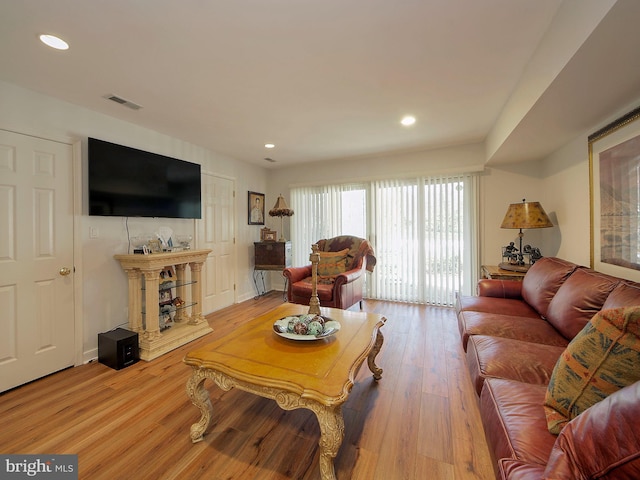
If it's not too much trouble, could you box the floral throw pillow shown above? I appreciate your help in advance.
[317,248,349,276]
[543,306,640,434]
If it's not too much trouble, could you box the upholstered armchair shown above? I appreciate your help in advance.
[283,236,376,310]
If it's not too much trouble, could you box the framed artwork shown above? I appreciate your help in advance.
[248,191,265,225]
[589,104,640,282]
[159,289,173,305]
[260,227,277,241]
[147,239,161,253]
[159,266,175,283]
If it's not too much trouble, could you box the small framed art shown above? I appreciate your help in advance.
[261,228,277,241]
[248,191,265,225]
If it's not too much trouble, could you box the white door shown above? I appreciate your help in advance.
[0,130,75,392]
[198,173,235,313]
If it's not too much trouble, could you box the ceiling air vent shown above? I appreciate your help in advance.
[264,157,276,163]
[103,94,142,111]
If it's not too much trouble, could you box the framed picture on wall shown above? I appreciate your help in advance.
[260,227,277,241]
[589,104,640,282]
[248,191,265,225]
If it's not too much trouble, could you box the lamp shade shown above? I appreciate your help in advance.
[500,200,553,229]
[269,194,294,242]
[269,195,294,218]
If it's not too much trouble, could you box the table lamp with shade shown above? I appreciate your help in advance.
[499,199,553,272]
[268,194,294,242]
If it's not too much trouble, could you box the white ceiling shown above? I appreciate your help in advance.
[1,1,639,169]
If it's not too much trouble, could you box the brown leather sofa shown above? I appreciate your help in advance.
[456,257,640,479]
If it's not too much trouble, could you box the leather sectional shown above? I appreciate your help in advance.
[456,257,640,479]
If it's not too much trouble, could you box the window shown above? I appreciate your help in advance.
[290,183,367,255]
[290,173,479,306]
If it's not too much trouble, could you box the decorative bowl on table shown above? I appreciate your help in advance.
[273,314,340,341]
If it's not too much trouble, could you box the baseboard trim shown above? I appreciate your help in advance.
[83,348,98,364]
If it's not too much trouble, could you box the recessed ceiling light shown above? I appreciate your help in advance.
[401,115,416,126]
[39,34,69,50]
[265,143,275,149]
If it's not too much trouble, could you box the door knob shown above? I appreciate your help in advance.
[59,267,72,276]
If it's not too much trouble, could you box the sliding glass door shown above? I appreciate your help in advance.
[290,173,478,306]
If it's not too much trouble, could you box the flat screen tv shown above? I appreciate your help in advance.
[88,137,201,219]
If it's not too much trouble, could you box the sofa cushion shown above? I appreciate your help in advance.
[456,294,539,318]
[499,459,547,480]
[480,378,556,466]
[521,257,577,319]
[545,268,619,341]
[291,280,334,301]
[602,281,640,309]
[544,380,640,479]
[477,278,525,299]
[458,311,567,351]
[317,248,349,276]
[467,335,566,394]
[544,307,640,434]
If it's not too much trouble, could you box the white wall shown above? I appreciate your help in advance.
[479,164,552,265]
[540,134,591,265]
[0,80,269,361]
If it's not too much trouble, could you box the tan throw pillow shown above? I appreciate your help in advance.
[317,248,349,276]
[543,307,640,434]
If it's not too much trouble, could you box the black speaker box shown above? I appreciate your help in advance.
[98,328,139,370]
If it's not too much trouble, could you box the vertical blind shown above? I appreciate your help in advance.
[290,183,366,249]
[290,173,478,306]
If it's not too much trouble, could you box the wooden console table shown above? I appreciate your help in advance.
[114,249,213,361]
[253,241,291,297]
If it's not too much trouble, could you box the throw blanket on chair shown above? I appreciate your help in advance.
[316,235,376,273]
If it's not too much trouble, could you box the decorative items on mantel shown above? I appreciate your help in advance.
[268,194,294,242]
[130,232,192,254]
[500,199,553,272]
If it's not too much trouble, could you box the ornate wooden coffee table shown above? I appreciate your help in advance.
[184,303,386,480]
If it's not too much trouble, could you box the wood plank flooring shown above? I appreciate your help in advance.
[0,293,495,480]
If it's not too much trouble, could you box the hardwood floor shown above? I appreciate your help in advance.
[0,293,495,480]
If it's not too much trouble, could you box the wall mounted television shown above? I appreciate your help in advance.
[88,137,202,219]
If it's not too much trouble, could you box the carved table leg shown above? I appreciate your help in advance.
[367,330,384,380]
[314,404,345,480]
[274,393,344,480]
[186,368,213,443]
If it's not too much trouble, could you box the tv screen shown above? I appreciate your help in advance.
[88,138,201,219]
